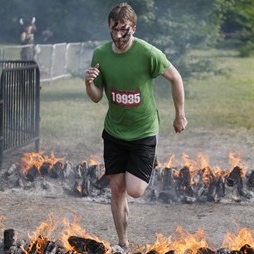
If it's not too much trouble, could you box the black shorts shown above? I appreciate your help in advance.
[102,130,157,183]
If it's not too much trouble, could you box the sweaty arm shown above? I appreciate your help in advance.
[84,63,103,103]
[162,65,188,133]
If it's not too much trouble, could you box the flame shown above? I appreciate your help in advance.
[7,212,254,254]
[60,214,110,253]
[0,215,6,235]
[20,151,65,175]
[197,152,210,170]
[89,154,100,166]
[145,233,173,254]
[24,213,111,254]
[229,152,247,174]
[145,226,209,254]
[221,227,254,250]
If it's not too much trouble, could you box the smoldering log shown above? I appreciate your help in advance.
[3,229,15,251]
[96,174,110,189]
[26,235,49,254]
[177,166,194,196]
[240,244,254,254]
[165,251,177,254]
[48,161,64,179]
[246,170,254,188]
[146,250,159,254]
[68,236,106,254]
[43,240,57,254]
[216,248,230,254]
[162,167,175,190]
[40,162,51,176]
[25,166,39,182]
[197,247,215,254]
[226,166,243,187]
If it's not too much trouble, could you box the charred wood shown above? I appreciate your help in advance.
[197,247,215,254]
[25,166,39,182]
[40,162,51,176]
[68,236,106,254]
[216,248,230,254]
[96,174,110,189]
[175,166,194,197]
[165,250,177,254]
[240,244,254,254]
[226,166,243,187]
[161,167,174,190]
[3,229,15,251]
[43,240,57,254]
[146,250,159,254]
[246,170,254,188]
[48,163,60,179]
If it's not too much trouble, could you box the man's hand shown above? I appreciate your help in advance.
[85,63,100,85]
[173,115,188,133]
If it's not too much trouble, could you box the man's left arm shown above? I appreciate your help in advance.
[162,65,188,133]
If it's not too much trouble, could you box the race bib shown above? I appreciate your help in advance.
[110,89,141,107]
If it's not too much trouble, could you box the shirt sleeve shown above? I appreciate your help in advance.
[150,46,172,78]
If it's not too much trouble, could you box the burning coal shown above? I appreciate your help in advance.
[1,151,254,204]
[1,214,254,254]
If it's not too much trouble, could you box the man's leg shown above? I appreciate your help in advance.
[110,173,129,247]
[125,172,149,198]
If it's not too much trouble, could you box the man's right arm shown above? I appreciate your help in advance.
[84,63,103,103]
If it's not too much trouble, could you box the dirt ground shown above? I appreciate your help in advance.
[0,128,254,253]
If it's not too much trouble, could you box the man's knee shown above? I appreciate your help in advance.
[126,175,149,198]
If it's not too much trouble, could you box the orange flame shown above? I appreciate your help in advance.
[24,213,111,254]
[0,215,6,235]
[229,152,247,173]
[89,154,100,166]
[20,151,65,175]
[221,227,254,250]
[145,226,209,254]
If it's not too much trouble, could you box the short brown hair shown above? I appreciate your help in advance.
[108,2,137,26]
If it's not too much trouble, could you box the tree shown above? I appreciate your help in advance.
[221,0,254,56]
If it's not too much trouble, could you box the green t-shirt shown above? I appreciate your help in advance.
[91,37,171,141]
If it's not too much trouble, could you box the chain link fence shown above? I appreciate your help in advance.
[0,41,104,84]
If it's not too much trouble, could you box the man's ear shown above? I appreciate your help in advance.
[132,25,136,34]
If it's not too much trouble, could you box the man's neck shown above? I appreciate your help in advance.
[112,37,135,54]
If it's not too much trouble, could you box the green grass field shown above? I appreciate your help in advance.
[38,49,253,163]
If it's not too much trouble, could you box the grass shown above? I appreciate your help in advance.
[18,49,254,165]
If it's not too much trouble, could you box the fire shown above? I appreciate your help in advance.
[229,152,247,174]
[144,226,209,254]
[24,213,111,254]
[158,152,247,190]
[0,215,6,235]
[20,151,65,175]
[89,154,101,166]
[221,227,254,251]
[3,212,254,254]
[59,214,110,253]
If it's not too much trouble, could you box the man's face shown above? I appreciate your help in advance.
[109,19,136,50]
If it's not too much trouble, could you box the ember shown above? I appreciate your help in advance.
[1,215,254,254]
[1,151,253,204]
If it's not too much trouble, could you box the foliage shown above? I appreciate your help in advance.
[220,0,254,56]
[0,0,253,80]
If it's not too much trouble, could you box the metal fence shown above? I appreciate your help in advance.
[0,41,104,84]
[0,60,40,168]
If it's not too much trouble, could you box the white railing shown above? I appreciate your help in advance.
[0,41,105,84]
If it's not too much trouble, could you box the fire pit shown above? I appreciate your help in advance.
[1,214,254,254]
[1,151,253,204]
[0,151,254,254]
